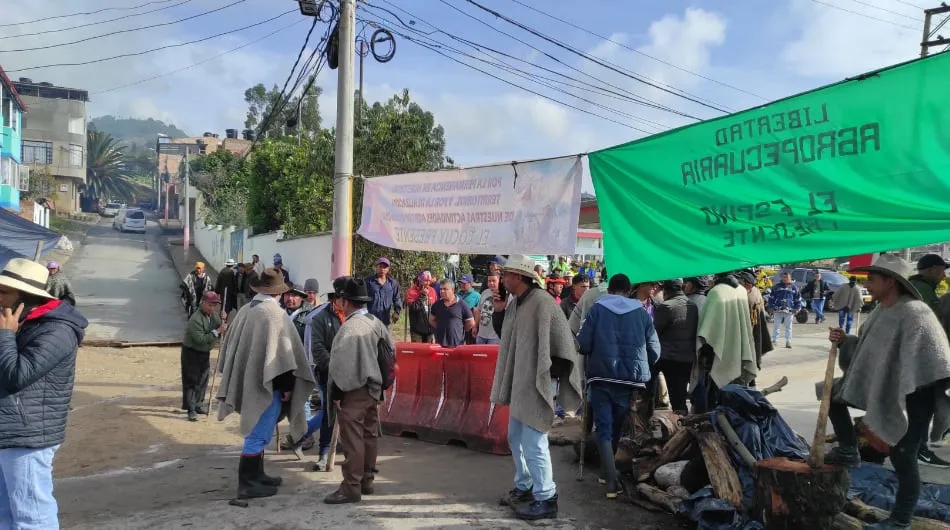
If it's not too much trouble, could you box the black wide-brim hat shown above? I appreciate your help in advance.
[342,277,373,302]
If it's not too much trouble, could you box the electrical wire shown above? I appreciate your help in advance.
[363,13,669,129]
[6,10,296,73]
[0,0,195,41]
[363,1,705,119]
[842,0,922,20]
[888,0,924,9]
[0,0,181,28]
[930,15,949,37]
[92,18,305,95]
[0,0,248,53]
[460,0,731,114]
[806,0,920,30]
[499,0,767,101]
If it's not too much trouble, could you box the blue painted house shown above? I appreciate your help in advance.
[0,66,25,211]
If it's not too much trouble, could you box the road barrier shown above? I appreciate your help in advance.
[379,342,511,455]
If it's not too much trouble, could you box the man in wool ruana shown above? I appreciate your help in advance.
[490,254,582,521]
[215,268,316,500]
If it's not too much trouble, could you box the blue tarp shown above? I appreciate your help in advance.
[0,207,60,268]
[848,464,950,522]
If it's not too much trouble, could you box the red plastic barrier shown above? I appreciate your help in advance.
[455,344,511,455]
[379,342,442,436]
[425,347,471,446]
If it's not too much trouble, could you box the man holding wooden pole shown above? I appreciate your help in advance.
[821,255,950,530]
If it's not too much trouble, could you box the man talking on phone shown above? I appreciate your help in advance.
[0,258,88,528]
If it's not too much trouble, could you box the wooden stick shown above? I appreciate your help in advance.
[808,343,839,469]
[715,414,756,467]
[636,483,680,514]
[831,513,866,530]
[845,498,950,529]
[761,375,789,396]
[576,383,587,481]
[325,420,340,472]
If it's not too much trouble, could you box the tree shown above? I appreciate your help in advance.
[85,129,139,201]
[243,82,322,139]
[189,149,249,227]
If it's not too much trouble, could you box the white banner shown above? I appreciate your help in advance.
[357,156,583,255]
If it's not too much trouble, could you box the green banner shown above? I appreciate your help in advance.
[588,53,950,283]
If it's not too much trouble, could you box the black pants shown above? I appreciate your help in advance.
[653,359,693,413]
[829,386,936,525]
[181,345,211,413]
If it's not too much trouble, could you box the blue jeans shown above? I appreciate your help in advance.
[772,312,793,342]
[303,384,328,447]
[838,309,854,334]
[0,445,60,530]
[475,337,499,345]
[508,417,556,501]
[589,383,633,446]
[317,383,332,454]
[242,391,282,455]
[812,298,825,322]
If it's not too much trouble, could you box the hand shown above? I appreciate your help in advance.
[333,400,341,410]
[281,391,291,402]
[492,293,507,312]
[217,324,227,335]
[392,312,400,324]
[0,304,23,332]
[828,327,846,345]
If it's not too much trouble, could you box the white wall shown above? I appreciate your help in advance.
[193,219,333,295]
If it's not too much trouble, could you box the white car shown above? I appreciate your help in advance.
[102,202,122,217]
[113,208,147,233]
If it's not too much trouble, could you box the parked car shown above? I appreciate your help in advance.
[772,268,874,312]
[113,208,147,233]
[101,202,123,217]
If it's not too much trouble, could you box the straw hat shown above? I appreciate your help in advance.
[852,254,921,300]
[0,258,55,299]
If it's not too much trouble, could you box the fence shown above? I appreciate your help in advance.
[193,219,333,292]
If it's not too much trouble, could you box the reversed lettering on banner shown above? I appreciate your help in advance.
[357,157,583,255]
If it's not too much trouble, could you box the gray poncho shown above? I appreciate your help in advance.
[836,296,950,446]
[491,289,582,433]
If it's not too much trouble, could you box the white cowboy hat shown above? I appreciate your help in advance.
[852,254,921,300]
[0,258,55,299]
[501,254,543,286]
[224,258,236,266]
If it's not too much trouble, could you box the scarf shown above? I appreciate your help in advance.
[490,288,582,433]
[215,294,316,440]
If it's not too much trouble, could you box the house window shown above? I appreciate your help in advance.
[22,140,53,164]
[68,116,84,135]
[17,167,28,192]
[68,144,83,167]
[1,97,9,128]
[0,158,11,186]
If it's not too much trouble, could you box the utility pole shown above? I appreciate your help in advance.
[184,149,191,253]
[331,0,356,279]
[921,5,950,57]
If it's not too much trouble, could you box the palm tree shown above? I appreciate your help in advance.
[85,129,138,202]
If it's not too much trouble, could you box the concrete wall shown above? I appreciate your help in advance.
[193,219,333,293]
[17,95,86,183]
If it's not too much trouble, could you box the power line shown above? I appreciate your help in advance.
[6,10,296,73]
[888,0,924,9]
[363,12,669,128]
[0,0,248,53]
[366,0,706,119]
[92,18,305,95]
[0,0,181,28]
[843,0,922,20]
[461,0,731,114]
[806,0,921,30]
[931,14,949,37]
[0,0,195,41]
[253,18,321,139]
[501,0,767,101]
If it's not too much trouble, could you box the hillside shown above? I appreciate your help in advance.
[88,115,189,152]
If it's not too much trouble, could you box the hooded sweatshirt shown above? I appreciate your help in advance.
[577,294,660,386]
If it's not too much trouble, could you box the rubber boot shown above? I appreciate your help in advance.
[312,451,329,472]
[256,453,282,486]
[597,441,621,499]
[237,454,278,499]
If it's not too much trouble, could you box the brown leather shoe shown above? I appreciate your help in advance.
[324,489,360,505]
[361,479,375,495]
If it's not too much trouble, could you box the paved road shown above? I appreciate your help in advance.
[70,215,186,343]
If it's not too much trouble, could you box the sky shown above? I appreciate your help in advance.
[0,0,940,192]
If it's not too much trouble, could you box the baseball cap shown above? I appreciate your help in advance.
[202,291,221,304]
[460,274,474,284]
[376,257,391,267]
[916,253,949,271]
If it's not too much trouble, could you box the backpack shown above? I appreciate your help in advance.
[366,314,396,390]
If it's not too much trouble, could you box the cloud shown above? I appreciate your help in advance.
[780,0,922,78]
